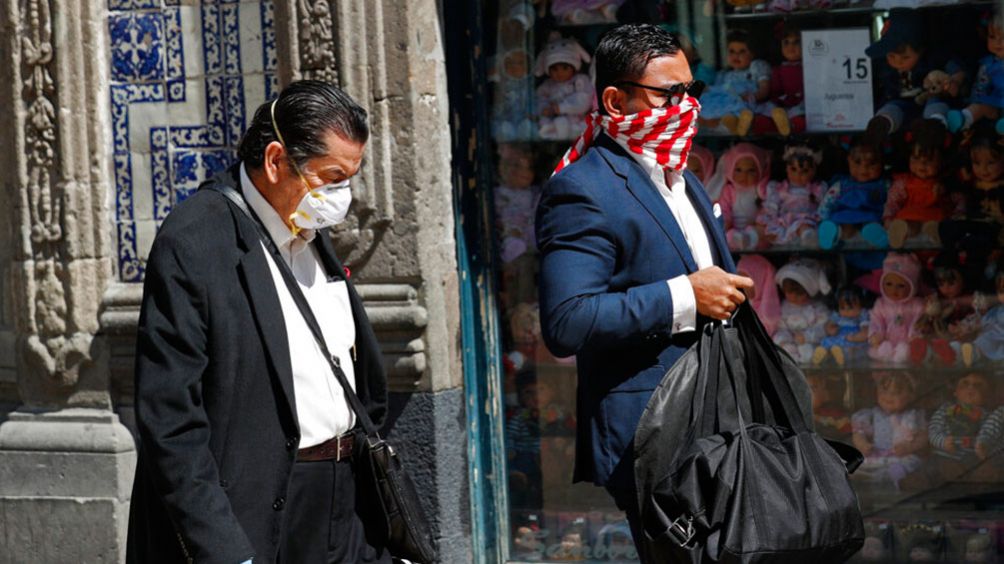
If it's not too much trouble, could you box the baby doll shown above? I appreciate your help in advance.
[911,251,982,366]
[549,0,624,25]
[976,405,1004,461]
[975,265,1004,362]
[535,33,593,140]
[869,253,925,364]
[815,286,870,367]
[808,373,851,442]
[765,24,805,136]
[686,144,715,185]
[883,126,948,248]
[897,523,943,561]
[736,254,780,336]
[494,144,540,263]
[773,258,831,364]
[818,140,890,250]
[506,369,544,510]
[512,513,545,560]
[852,371,927,490]
[863,8,964,145]
[928,372,992,467]
[947,14,1004,133]
[940,125,1004,251]
[555,517,589,561]
[491,2,536,141]
[706,142,771,250]
[759,144,826,248]
[698,29,772,137]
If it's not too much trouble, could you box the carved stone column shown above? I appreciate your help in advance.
[275,1,468,560]
[0,0,135,561]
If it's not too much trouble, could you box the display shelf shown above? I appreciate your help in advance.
[720,0,994,21]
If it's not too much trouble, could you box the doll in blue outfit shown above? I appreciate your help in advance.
[818,140,890,249]
[698,29,772,137]
[815,286,871,367]
[947,14,1004,133]
[975,263,1004,362]
[863,8,965,145]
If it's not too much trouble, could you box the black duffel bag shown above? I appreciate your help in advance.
[635,301,864,563]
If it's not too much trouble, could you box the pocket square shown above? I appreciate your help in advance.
[713,203,722,218]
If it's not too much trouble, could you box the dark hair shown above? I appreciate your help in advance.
[238,80,369,170]
[594,24,682,114]
[968,122,1004,160]
[725,29,754,50]
[835,285,865,308]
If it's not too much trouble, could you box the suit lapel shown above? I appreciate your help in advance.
[595,135,698,272]
[206,166,299,430]
[683,170,736,273]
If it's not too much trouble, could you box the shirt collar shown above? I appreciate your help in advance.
[239,163,316,248]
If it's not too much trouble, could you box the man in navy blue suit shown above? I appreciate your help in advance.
[536,24,754,560]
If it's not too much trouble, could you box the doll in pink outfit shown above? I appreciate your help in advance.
[773,258,831,364]
[737,254,781,336]
[707,142,771,251]
[535,33,593,140]
[869,253,926,364]
[759,144,826,248]
[686,145,715,185]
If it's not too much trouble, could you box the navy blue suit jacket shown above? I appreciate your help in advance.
[536,134,735,489]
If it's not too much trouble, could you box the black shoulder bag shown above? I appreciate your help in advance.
[210,184,438,563]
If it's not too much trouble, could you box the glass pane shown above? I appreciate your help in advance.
[480,1,1004,562]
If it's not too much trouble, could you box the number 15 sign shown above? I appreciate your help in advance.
[802,28,874,132]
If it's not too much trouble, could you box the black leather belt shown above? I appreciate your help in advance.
[297,432,354,462]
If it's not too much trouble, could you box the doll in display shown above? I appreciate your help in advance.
[555,518,589,561]
[698,29,772,137]
[869,253,926,364]
[494,144,540,264]
[815,286,871,367]
[883,124,948,248]
[960,531,995,564]
[851,371,927,490]
[512,514,545,561]
[911,251,982,367]
[773,258,831,364]
[975,265,1004,362]
[706,142,771,250]
[506,369,550,510]
[928,372,992,474]
[548,0,624,25]
[736,254,780,336]
[860,522,893,562]
[863,8,965,145]
[759,144,826,248]
[807,373,852,442]
[818,140,890,250]
[947,14,1004,134]
[491,2,537,142]
[899,524,943,562]
[535,33,593,140]
[763,24,805,135]
[686,144,715,185]
[940,125,1004,251]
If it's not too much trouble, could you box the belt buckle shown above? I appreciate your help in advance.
[335,434,343,462]
[667,514,696,548]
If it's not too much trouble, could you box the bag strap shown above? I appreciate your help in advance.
[734,301,810,434]
[209,182,381,440]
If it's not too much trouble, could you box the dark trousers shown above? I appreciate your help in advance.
[277,458,390,564]
[608,486,651,564]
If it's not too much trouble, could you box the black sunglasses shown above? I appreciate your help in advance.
[615,80,706,105]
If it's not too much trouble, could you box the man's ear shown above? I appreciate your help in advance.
[601,85,625,118]
[262,141,285,184]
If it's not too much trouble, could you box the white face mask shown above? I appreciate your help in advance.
[289,179,352,231]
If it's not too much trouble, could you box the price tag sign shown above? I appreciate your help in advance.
[802,28,874,132]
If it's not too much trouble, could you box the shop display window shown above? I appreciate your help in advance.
[482,1,1004,561]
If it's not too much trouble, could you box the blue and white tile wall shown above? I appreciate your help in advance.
[110,0,278,282]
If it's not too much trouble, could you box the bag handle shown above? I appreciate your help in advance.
[209,183,382,441]
[733,301,810,433]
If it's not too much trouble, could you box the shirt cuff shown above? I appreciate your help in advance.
[667,275,697,335]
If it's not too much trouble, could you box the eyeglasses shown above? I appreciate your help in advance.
[614,80,706,106]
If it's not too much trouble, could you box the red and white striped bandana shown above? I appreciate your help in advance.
[552,95,701,176]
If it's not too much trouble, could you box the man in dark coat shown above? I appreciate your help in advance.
[127,80,390,563]
[536,24,753,561]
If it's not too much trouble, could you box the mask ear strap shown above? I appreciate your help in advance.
[270,99,314,192]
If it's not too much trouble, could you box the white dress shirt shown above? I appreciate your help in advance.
[611,138,716,335]
[240,164,357,448]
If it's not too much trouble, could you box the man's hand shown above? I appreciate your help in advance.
[688,267,754,321]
